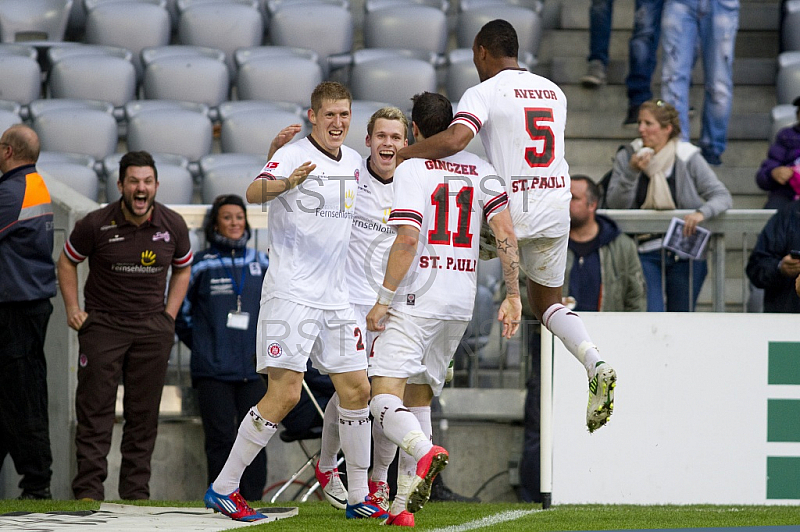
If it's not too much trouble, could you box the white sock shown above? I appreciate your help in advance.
[337,405,371,504]
[542,303,602,377]
[391,467,415,515]
[370,413,397,484]
[318,392,341,471]
[409,405,432,440]
[213,405,277,495]
[370,394,431,461]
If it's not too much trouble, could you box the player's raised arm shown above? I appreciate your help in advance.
[245,161,316,204]
[397,123,474,162]
[488,209,521,339]
[366,224,419,332]
[267,124,303,160]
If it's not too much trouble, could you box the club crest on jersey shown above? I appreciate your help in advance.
[152,231,170,242]
[267,342,283,358]
[354,168,360,183]
[406,294,415,306]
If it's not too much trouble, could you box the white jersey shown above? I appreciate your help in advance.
[453,69,571,240]
[388,151,508,320]
[345,157,398,305]
[255,136,362,309]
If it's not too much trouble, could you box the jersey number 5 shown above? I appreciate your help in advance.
[524,107,555,168]
[428,183,474,247]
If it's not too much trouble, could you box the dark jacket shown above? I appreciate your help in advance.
[756,124,800,209]
[746,199,800,313]
[176,245,269,384]
[0,164,56,302]
[564,214,646,312]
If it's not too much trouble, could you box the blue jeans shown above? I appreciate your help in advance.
[588,0,664,106]
[661,0,739,156]
[639,249,708,311]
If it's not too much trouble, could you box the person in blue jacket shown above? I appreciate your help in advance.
[176,194,270,501]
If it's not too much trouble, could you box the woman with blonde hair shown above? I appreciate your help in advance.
[605,99,732,311]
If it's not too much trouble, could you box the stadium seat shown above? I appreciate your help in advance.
[47,47,136,118]
[265,0,349,17]
[363,0,448,13]
[142,50,229,118]
[235,54,322,106]
[176,0,264,79]
[125,100,213,176]
[0,99,22,131]
[450,99,487,159]
[770,104,798,142]
[0,43,38,59]
[234,45,319,70]
[29,99,118,166]
[349,55,436,114]
[457,3,542,58]
[783,0,800,52]
[104,152,194,204]
[776,51,800,105]
[268,2,353,76]
[84,0,171,80]
[445,48,480,101]
[198,152,267,203]
[363,4,448,60]
[0,0,73,43]
[37,151,99,201]
[217,100,306,155]
[0,55,41,112]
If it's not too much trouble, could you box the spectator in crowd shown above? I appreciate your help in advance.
[204,82,380,523]
[746,199,800,313]
[580,0,665,126]
[660,0,740,166]
[0,125,55,500]
[605,99,732,311]
[566,175,647,311]
[57,150,193,500]
[755,96,800,209]
[175,194,270,502]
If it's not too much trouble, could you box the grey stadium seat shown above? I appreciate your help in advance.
[47,51,136,116]
[343,99,393,157]
[0,0,72,42]
[177,0,264,79]
[235,54,322,106]
[37,152,99,201]
[218,100,307,155]
[777,52,800,105]
[349,55,436,114]
[363,5,447,59]
[199,153,268,204]
[0,100,22,132]
[0,55,41,111]
[268,2,353,76]
[783,0,800,52]
[30,99,118,165]
[142,52,229,117]
[457,3,542,58]
[770,104,798,143]
[84,0,170,80]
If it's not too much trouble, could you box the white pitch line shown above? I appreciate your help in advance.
[429,509,543,532]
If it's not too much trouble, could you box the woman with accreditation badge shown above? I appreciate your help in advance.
[175,194,270,502]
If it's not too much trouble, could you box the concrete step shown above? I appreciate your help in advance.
[558,0,780,32]
[565,107,770,140]
[540,28,779,61]
[548,54,777,86]
[561,84,776,114]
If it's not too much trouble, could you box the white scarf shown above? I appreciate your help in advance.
[640,138,677,210]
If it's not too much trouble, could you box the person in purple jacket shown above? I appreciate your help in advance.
[756,96,800,209]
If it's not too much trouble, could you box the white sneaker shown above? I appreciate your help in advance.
[368,479,390,512]
[315,461,348,509]
[587,361,616,433]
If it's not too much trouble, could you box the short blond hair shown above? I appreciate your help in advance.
[366,106,408,139]
[310,81,352,113]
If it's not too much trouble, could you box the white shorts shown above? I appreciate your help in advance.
[518,233,568,288]
[352,302,379,363]
[256,297,367,375]
[368,310,468,396]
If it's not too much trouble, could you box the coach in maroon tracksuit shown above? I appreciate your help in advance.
[57,151,192,500]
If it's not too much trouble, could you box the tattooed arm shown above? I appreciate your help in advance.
[487,209,521,338]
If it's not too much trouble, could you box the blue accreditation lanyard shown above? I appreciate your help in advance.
[217,249,248,312]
